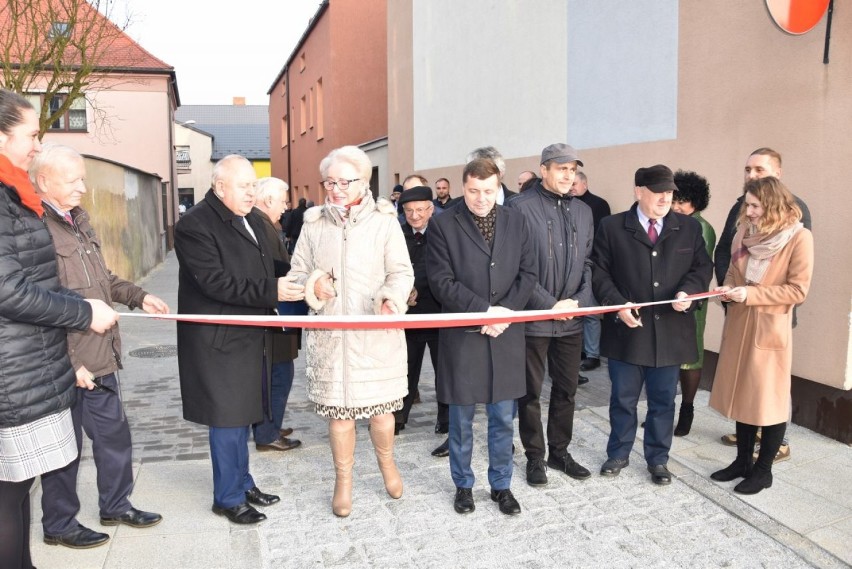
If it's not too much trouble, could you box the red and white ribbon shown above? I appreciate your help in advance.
[122,291,723,330]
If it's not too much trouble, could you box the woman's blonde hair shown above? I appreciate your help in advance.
[737,176,801,234]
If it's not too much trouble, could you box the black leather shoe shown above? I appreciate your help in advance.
[526,458,548,486]
[212,502,267,524]
[648,464,672,485]
[435,421,449,434]
[453,487,475,514]
[431,438,450,457]
[600,457,629,477]
[547,452,591,480]
[580,357,601,371]
[245,486,280,506]
[44,524,110,549]
[256,436,302,452]
[578,375,590,385]
[490,489,521,515]
[279,427,294,438]
[100,507,162,528]
[710,459,752,482]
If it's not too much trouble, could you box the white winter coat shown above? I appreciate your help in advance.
[288,193,414,409]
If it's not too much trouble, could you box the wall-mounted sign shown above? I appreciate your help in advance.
[766,0,830,34]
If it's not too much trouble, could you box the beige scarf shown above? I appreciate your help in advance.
[741,222,803,284]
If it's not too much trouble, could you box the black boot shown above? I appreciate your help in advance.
[673,403,694,437]
[734,422,784,495]
[711,422,756,482]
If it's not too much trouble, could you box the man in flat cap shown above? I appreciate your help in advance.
[393,187,449,456]
[507,143,594,487]
[591,165,712,485]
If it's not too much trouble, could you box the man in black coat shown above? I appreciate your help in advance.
[570,171,612,373]
[175,155,304,525]
[393,187,449,453]
[592,165,712,486]
[507,143,594,487]
[428,159,553,516]
[465,146,517,205]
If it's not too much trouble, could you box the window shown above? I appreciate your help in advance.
[48,22,70,39]
[316,78,324,140]
[176,145,191,171]
[308,87,314,130]
[299,96,306,134]
[26,93,87,132]
[281,115,288,148]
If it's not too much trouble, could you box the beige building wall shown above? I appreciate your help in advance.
[388,0,851,390]
[175,124,214,205]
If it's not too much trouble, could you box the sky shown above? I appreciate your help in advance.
[115,0,323,106]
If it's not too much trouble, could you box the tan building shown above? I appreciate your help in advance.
[387,1,851,441]
[268,0,389,207]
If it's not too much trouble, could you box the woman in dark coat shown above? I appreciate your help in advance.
[0,89,117,569]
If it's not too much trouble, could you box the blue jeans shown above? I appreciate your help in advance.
[448,400,515,490]
[252,361,295,445]
[582,314,601,359]
[606,359,678,467]
[209,426,255,508]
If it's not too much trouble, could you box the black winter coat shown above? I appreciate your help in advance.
[592,204,712,368]
[175,190,279,428]
[507,183,594,336]
[0,182,91,427]
[427,203,550,405]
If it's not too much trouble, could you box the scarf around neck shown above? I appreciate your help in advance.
[740,222,803,284]
[0,154,43,217]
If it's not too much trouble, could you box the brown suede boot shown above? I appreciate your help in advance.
[369,414,403,499]
[329,420,356,517]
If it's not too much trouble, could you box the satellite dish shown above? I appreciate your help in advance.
[766,0,830,35]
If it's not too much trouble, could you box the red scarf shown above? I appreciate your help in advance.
[0,154,43,217]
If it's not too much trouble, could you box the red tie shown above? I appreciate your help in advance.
[648,219,658,244]
[64,212,74,226]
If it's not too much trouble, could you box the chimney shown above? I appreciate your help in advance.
[233,97,246,106]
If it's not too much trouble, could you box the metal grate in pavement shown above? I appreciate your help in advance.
[128,344,178,358]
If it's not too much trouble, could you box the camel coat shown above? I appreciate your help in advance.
[709,227,813,426]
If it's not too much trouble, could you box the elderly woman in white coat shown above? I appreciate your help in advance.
[288,146,413,517]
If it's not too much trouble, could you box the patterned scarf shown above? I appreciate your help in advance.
[0,153,43,217]
[740,222,803,284]
[471,205,497,246]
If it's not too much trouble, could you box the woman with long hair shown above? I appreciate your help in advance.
[0,89,117,568]
[708,176,813,494]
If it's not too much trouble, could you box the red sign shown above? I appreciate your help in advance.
[766,0,830,34]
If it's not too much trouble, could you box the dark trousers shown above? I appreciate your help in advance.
[209,426,255,508]
[0,478,34,569]
[606,359,679,466]
[253,360,295,445]
[41,373,133,535]
[448,400,514,490]
[396,331,448,426]
[518,334,582,460]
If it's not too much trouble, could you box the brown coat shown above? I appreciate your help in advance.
[709,227,813,425]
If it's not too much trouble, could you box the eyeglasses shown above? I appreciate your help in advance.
[322,178,360,191]
[403,205,433,216]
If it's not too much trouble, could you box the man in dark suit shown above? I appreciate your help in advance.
[393,186,450,453]
[428,158,558,516]
[465,146,517,205]
[592,165,712,485]
[175,155,304,524]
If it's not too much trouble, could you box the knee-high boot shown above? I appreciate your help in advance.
[735,422,784,495]
[369,414,403,499]
[711,421,756,482]
[329,419,356,517]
